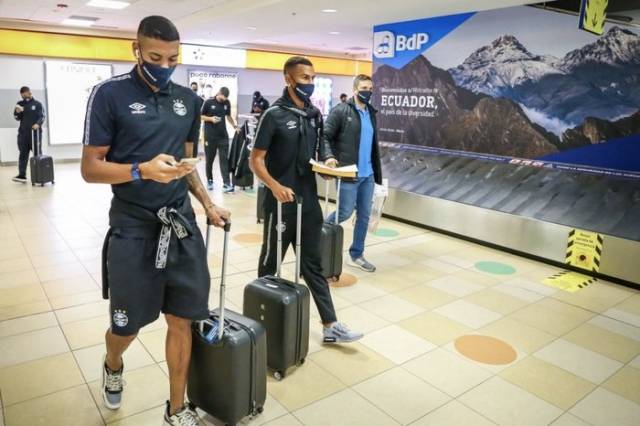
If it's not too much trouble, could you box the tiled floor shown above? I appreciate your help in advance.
[1,163,640,426]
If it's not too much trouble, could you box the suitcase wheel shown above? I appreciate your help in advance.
[273,371,284,381]
[251,406,264,417]
[298,358,306,367]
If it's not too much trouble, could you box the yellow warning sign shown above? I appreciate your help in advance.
[544,271,597,293]
[579,0,608,35]
[566,229,603,272]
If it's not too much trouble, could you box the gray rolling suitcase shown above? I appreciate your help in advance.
[243,197,310,380]
[29,129,54,186]
[320,178,344,280]
[187,221,267,426]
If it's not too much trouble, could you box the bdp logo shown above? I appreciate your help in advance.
[373,30,430,59]
[373,31,395,59]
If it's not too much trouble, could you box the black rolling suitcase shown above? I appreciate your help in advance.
[243,197,310,380]
[256,184,267,223]
[320,178,344,281]
[187,221,267,426]
[29,129,54,186]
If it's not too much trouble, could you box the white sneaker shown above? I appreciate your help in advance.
[164,401,203,426]
[101,355,124,410]
[323,322,364,344]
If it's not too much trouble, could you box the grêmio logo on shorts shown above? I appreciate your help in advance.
[112,309,129,327]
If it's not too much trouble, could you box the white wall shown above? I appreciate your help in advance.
[0,54,355,164]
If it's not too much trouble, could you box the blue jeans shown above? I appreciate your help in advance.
[327,175,375,260]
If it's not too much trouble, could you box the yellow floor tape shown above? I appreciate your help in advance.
[543,270,598,293]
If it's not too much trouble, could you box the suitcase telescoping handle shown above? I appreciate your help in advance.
[31,128,41,156]
[275,196,302,284]
[203,218,231,342]
[323,177,341,225]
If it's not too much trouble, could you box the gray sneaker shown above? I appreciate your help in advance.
[101,355,124,410]
[323,322,364,344]
[348,256,376,272]
[164,401,203,426]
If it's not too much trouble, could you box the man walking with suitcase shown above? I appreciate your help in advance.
[250,56,363,344]
[322,74,382,273]
[201,87,239,193]
[12,86,45,183]
[81,15,229,426]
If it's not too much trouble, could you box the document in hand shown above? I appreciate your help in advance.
[310,159,358,178]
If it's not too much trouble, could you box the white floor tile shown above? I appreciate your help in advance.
[570,387,640,426]
[434,300,502,329]
[360,325,436,365]
[426,276,485,297]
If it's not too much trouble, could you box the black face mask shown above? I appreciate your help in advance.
[357,90,372,104]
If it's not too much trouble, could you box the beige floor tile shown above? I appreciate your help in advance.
[330,281,388,304]
[138,328,167,362]
[138,317,168,335]
[492,283,546,305]
[0,312,57,338]
[394,284,457,310]
[366,271,424,293]
[29,251,78,268]
[420,258,462,274]
[570,387,640,426]
[359,294,426,322]
[534,339,623,384]
[411,400,495,426]
[360,325,436,365]
[450,269,504,287]
[55,300,109,324]
[551,413,591,426]
[0,284,47,308]
[107,404,165,425]
[35,262,88,283]
[334,305,390,334]
[399,311,472,346]
[42,274,99,299]
[464,288,528,315]
[309,343,394,386]
[293,388,398,426]
[588,315,640,341]
[4,384,103,426]
[434,300,502,330]
[404,348,491,397]
[602,366,640,405]
[262,414,303,426]
[49,290,103,310]
[510,300,593,336]
[0,352,84,406]
[73,338,155,382]
[60,314,110,350]
[501,277,557,297]
[459,376,563,426]
[89,364,169,422]
[0,326,69,368]
[425,275,484,297]
[631,355,640,369]
[0,300,52,322]
[553,282,635,313]
[477,317,556,354]
[0,269,40,289]
[500,356,595,410]
[564,323,640,363]
[0,257,32,275]
[353,367,450,424]
[267,359,346,412]
[604,307,640,328]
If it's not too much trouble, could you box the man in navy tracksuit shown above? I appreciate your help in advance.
[12,86,45,183]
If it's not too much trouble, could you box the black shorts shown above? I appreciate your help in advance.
[107,225,210,336]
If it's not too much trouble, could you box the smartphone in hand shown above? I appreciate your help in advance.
[178,157,201,166]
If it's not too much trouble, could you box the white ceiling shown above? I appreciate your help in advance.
[0,0,543,58]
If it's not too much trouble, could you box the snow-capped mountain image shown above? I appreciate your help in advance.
[449,26,640,126]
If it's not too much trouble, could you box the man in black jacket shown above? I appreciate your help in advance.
[250,56,363,344]
[13,86,45,183]
[322,74,382,272]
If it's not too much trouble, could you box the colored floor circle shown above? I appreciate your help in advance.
[454,335,517,365]
[373,228,400,238]
[233,233,263,244]
[329,273,358,288]
[475,261,516,275]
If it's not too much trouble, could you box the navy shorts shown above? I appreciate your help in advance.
[107,225,210,336]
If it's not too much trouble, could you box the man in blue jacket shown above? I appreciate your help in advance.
[13,86,45,183]
[322,74,382,273]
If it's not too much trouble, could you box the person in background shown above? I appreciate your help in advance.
[201,87,239,193]
[80,15,230,426]
[12,86,45,183]
[190,82,204,157]
[339,93,348,103]
[251,90,270,116]
[250,55,364,344]
[322,74,382,273]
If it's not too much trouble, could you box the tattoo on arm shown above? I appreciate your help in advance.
[186,171,214,210]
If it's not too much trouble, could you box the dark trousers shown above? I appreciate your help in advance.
[258,203,337,324]
[204,135,230,186]
[17,130,37,177]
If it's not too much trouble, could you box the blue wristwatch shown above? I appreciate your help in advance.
[131,162,142,181]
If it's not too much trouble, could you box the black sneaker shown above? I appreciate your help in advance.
[12,175,27,183]
[101,355,124,410]
[164,400,202,425]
